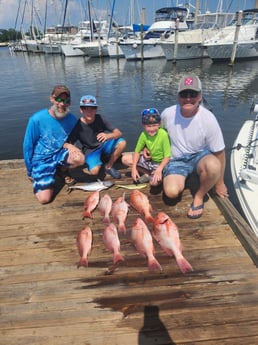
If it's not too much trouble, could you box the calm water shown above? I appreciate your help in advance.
[1,46,258,207]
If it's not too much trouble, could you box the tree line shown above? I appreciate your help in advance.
[0,29,22,43]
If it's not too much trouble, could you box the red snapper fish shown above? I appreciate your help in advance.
[82,190,100,219]
[103,223,124,265]
[131,217,162,272]
[98,193,112,223]
[153,212,193,274]
[129,190,154,223]
[111,193,128,234]
[76,226,93,268]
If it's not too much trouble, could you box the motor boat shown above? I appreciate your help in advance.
[231,99,258,236]
[119,7,190,60]
[203,9,258,61]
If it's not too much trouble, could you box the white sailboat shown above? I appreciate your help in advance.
[72,0,110,57]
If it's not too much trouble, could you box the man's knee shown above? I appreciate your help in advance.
[70,151,85,167]
[89,166,101,175]
[163,183,182,199]
[35,189,53,204]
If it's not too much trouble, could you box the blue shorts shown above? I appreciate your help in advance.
[86,138,125,171]
[163,149,210,177]
[32,148,69,194]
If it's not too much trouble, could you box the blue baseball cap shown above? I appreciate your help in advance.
[80,95,98,107]
[141,108,161,125]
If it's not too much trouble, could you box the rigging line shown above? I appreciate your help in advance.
[229,138,258,152]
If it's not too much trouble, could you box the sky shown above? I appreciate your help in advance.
[0,0,256,30]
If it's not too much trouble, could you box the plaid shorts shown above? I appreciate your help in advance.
[137,154,159,172]
[163,149,210,177]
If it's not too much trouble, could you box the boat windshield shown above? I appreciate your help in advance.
[155,7,188,23]
[144,30,171,39]
[229,10,258,26]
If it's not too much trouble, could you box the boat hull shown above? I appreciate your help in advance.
[119,40,164,60]
[231,118,258,235]
[206,42,258,61]
[161,42,208,60]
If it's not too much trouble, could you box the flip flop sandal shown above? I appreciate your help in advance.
[187,203,204,219]
[64,175,76,187]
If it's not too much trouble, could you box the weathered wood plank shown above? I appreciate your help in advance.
[0,159,258,345]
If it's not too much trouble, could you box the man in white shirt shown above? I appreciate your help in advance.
[161,75,228,219]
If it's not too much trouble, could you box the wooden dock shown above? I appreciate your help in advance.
[1,159,258,345]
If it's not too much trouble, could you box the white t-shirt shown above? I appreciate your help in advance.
[161,104,225,159]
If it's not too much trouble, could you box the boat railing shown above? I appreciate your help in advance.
[240,104,258,182]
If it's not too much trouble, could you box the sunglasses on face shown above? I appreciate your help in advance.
[55,97,70,104]
[179,90,199,98]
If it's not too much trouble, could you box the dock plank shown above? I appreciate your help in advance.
[0,160,258,345]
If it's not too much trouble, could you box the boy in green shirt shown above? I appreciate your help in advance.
[131,108,171,186]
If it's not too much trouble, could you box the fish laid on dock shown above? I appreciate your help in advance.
[68,179,114,192]
[76,226,93,268]
[115,183,148,190]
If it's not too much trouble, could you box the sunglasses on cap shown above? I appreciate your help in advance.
[81,98,96,105]
[141,108,159,116]
[55,97,70,104]
[179,90,199,99]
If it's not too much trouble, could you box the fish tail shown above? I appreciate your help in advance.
[77,257,88,268]
[118,223,126,234]
[82,210,92,219]
[103,215,110,223]
[113,253,124,265]
[148,257,162,272]
[176,256,193,274]
[145,214,154,224]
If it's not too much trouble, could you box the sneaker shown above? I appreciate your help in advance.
[105,166,121,179]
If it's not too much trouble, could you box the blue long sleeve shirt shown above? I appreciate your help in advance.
[23,108,77,177]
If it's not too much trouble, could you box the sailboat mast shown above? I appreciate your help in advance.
[62,0,68,32]
[88,0,93,41]
[108,0,116,39]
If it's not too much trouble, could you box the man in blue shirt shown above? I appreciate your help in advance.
[23,85,84,204]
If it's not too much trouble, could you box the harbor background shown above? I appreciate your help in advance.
[1,46,258,211]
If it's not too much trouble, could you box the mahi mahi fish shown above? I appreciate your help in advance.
[115,183,148,190]
[68,179,114,192]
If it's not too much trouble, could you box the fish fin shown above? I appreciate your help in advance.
[113,253,124,265]
[176,257,193,274]
[82,210,92,219]
[77,257,88,268]
[145,214,154,224]
[148,257,162,272]
[97,179,104,185]
[118,223,126,234]
[103,215,111,223]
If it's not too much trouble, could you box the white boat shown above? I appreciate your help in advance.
[119,7,190,60]
[61,42,85,57]
[203,9,258,61]
[107,39,124,58]
[65,19,110,57]
[231,100,258,236]
[160,12,234,60]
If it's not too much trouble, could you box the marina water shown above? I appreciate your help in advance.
[1,46,258,211]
